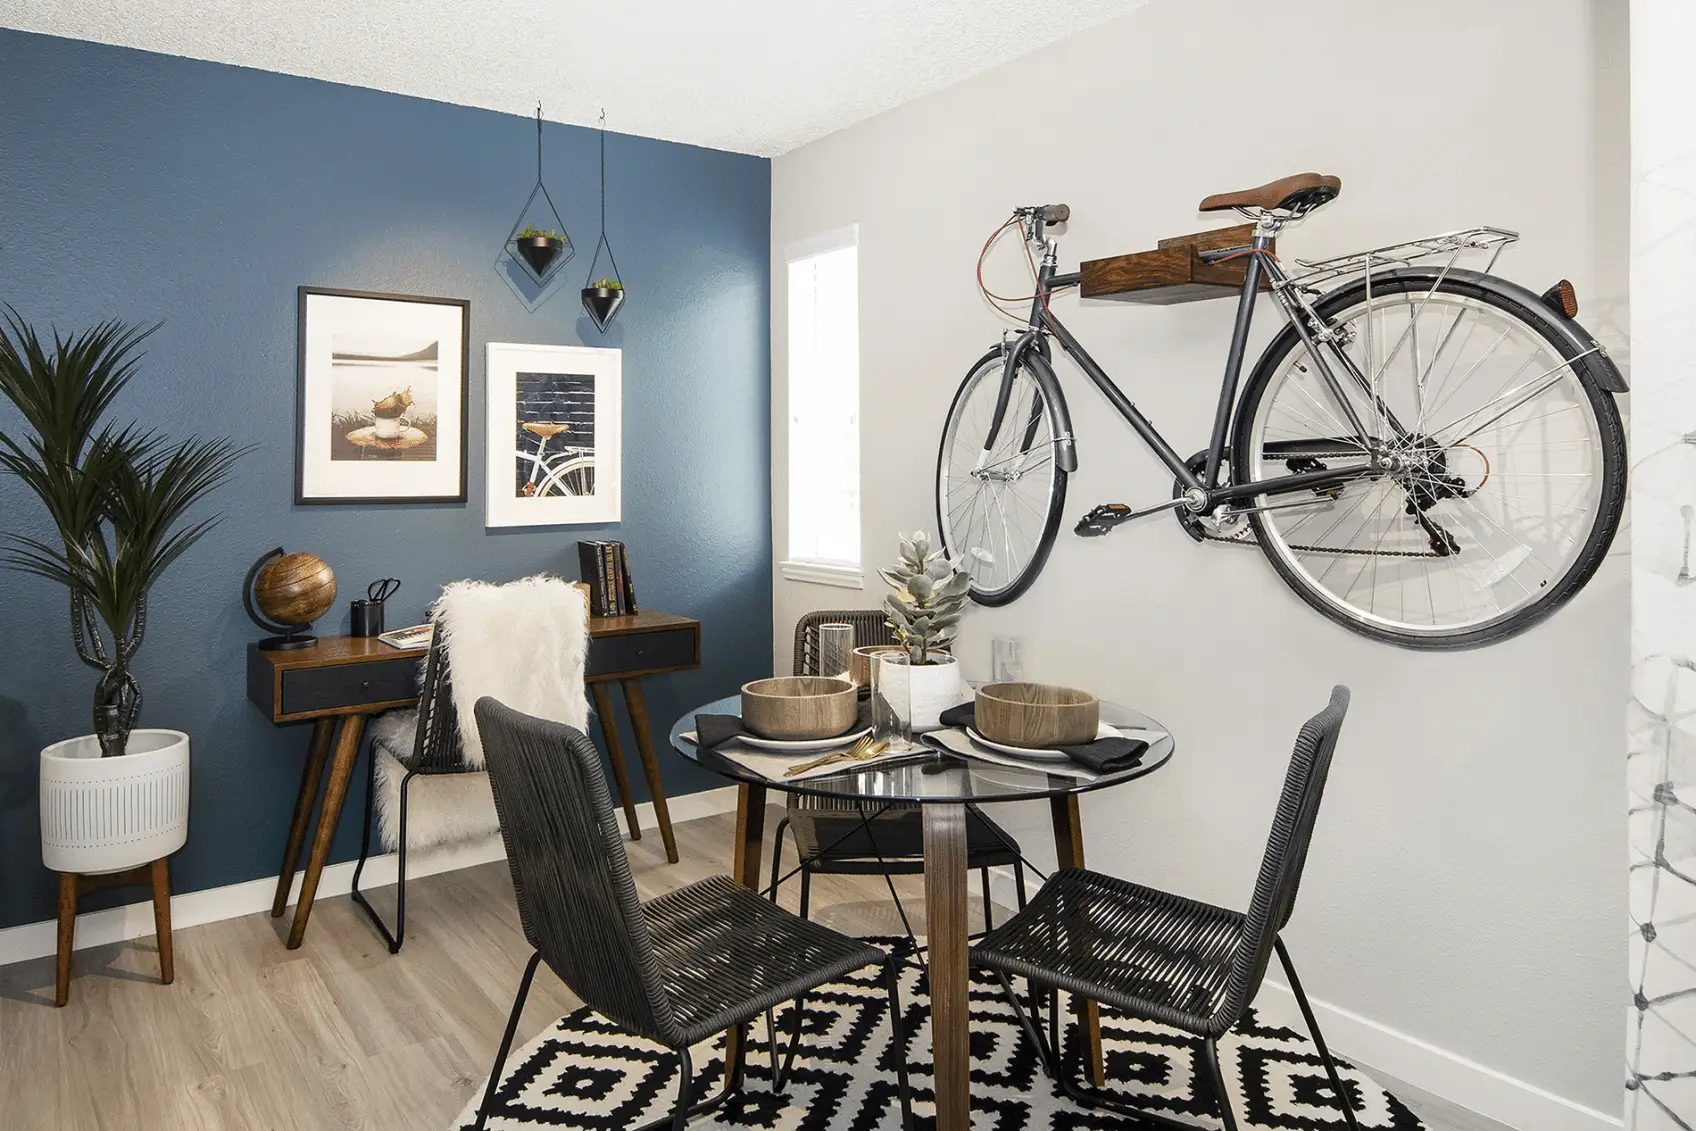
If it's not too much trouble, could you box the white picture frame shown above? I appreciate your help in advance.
[485,342,622,527]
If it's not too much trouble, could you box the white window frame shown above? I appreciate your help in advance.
[780,225,863,589]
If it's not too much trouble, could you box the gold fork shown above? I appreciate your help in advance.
[784,735,888,777]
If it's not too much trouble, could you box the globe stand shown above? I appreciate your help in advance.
[244,547,323,651]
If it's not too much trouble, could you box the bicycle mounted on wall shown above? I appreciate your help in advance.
[935,173,1627,648]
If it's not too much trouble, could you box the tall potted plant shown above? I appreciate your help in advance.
[879,531,970,731]
[0,310,244,874]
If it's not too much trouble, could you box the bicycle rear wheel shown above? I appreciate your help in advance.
[1232,271,1625,648]
[936,348,1068,606]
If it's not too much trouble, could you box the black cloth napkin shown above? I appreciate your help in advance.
[694,700,874,752]
[937,701,1147,774]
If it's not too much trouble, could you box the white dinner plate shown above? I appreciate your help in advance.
[737,725,873,753]
[965,722,1118,762]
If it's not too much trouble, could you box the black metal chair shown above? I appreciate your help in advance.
[771,611,1027,938]
[971,686,1358,1131]
[350,624,465,953]
[472,696,914,1131]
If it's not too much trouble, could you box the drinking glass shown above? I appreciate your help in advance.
[817,623,854,683]
[869,651,921,752]
[991,635,1024,683]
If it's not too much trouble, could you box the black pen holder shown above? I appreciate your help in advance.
[350,599,385,638]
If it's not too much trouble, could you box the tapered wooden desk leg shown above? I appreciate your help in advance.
[287,714,365,950]
[925,802,971,1131]
[723,782,767,1085]
[273,717,334,917]
[591,682,643,842]
[150,858,174,985]
[54,873,76,1008]
[1051,793,1105,1085]
[621,679,679,864]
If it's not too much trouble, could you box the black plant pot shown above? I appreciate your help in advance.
[582,285,626,331]
[515,235,565,279]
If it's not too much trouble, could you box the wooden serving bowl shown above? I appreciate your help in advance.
[850,644,905,686]
[741,677,859,741]
[975,683,1100,748]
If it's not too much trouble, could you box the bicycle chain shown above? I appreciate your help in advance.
[1193,516,1445,558]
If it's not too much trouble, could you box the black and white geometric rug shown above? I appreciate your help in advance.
[454,942,1424,1130]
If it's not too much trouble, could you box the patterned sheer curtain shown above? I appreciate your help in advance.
[1629,2,1696,1125]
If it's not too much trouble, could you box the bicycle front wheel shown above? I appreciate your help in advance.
[1232,272,1626,648]
[936,348,1068,606]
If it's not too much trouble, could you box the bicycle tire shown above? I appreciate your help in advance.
[1230,270,1626,649]
[935,347,1069,607]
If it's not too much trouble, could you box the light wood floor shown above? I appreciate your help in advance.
[0,809,1504,1131]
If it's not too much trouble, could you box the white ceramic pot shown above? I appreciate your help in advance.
[878,653,964,733]
[40,730,190,875]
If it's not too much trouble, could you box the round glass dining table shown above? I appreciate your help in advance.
[668,695,1176,1131]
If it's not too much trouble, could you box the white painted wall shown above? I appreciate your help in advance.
[772,0,1628,1125]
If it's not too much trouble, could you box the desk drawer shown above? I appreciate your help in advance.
[280,658,420,716]
[588,627,698,678]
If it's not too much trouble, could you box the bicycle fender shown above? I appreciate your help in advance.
[1000,333,1078,473]
[1299,267,1628,393]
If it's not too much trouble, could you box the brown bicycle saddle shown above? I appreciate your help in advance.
[1199,172,1342,214]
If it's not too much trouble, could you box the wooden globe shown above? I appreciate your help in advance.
[253,552,337,627]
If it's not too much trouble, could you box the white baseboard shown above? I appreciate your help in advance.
[984,867,1617,1131]
[0,786,739,968]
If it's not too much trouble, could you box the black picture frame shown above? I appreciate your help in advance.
[295,286,471,505]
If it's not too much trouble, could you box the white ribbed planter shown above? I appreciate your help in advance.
[40,730,190,875]
[878,653,963,732]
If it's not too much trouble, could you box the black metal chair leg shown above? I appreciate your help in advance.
[991,969,1058,1078]
[798,867,811,920]
[670,1048,693,1131]
[883,960,915,1131]
[393,770,413,951]
[1013,860,1027,909]
[473,950,541,1131]
[1201,1038,1241,1131]
[1275,938,1360,1130]
[350,748,403,953]
[767,818,789,904]
[980,867,994,932]
[774,995,806,1092]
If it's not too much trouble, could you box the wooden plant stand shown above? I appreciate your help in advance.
[55,857,174,1007]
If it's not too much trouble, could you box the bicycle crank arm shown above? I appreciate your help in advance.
[1075,498,1188,536]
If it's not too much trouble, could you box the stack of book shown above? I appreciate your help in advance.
[578,540,639,617]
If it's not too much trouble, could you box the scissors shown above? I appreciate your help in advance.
[367,577,401,604]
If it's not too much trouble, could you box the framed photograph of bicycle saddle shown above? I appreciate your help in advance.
[296,287,470,504]
[485,341,622,527]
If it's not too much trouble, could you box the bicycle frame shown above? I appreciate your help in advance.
[988,218,1384,513]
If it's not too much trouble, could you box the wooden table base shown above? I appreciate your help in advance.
[924,803,972,1131]
[1051,793,1105,1085]
[56,857,174,1007]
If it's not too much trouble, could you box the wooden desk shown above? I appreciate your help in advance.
[247,610,699,949]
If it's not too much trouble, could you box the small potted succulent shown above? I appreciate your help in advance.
[371,386,413,440]
[878,531,971,731]
[581,275,626,330]
[514,225,567,278]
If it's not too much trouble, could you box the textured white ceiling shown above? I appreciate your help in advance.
[1,0,1149,155]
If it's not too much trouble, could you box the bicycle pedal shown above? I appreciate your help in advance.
[1075,503,1133,537]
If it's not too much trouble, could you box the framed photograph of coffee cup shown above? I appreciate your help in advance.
[485,342,622,527]
[296,287,470,504]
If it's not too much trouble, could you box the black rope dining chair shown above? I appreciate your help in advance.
[772,611,1027,938]
[971,686,1357,1131]
[471,697,914,1131]
[350,624,463,952]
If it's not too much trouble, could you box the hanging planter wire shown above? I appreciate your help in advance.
[582,109,626,332]
[504,104,575,286]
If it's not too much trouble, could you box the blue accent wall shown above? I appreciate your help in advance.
[0,30,772,931]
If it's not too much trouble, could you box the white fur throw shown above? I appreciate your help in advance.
[370,575,590,852]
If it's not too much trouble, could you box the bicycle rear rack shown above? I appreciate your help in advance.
[1287,225,1519,291]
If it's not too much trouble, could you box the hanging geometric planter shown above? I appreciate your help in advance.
[581,110,627,333]
[502,104,575,288]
